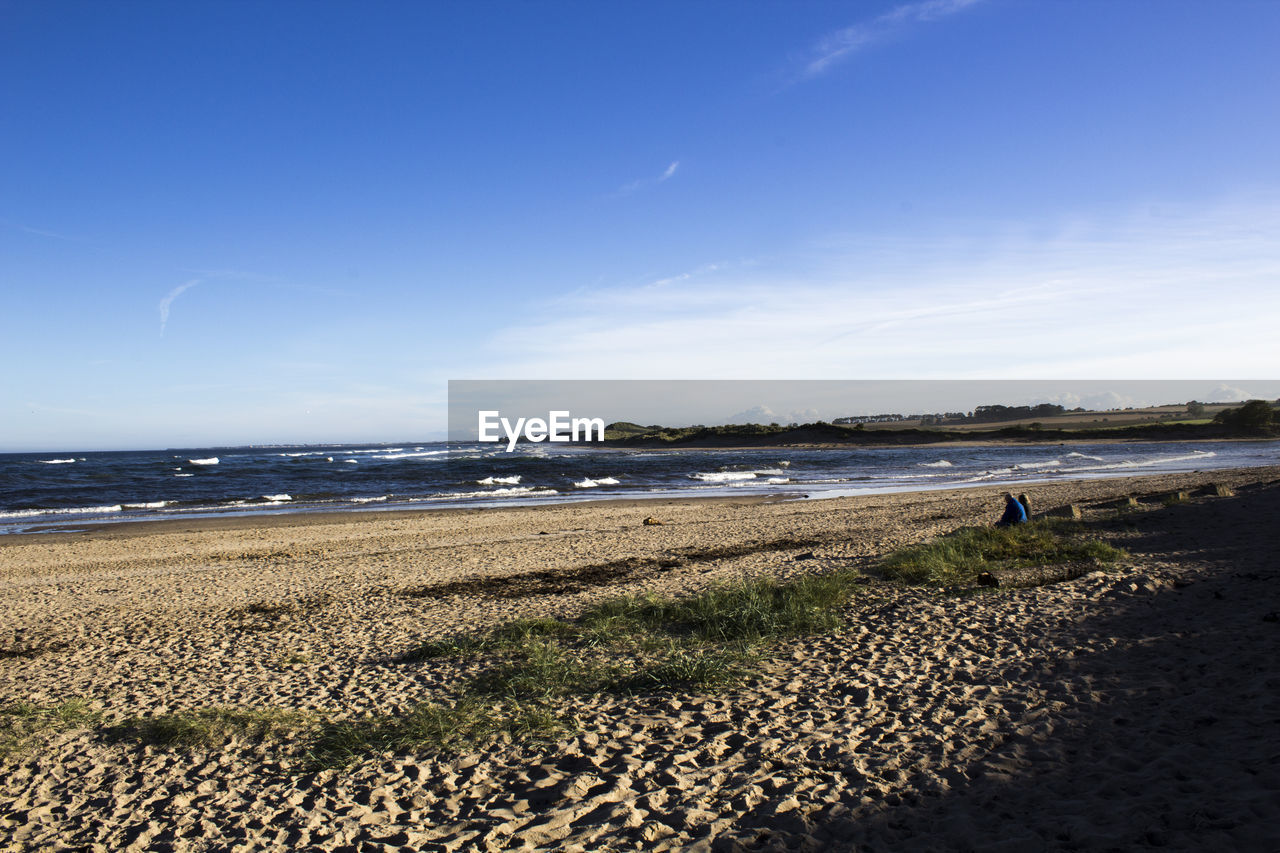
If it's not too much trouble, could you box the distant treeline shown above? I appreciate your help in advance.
[834,403,1074,426]
[598,401,1277,448]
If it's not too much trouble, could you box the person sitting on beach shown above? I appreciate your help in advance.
[996,492,1027,527]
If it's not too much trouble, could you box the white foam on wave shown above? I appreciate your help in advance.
[352,495,390,503]
[1065,452,1105,462]
[0,504,123,519]
[189,457,219,466]
[40,458,76,464]
[372,450,449,460]
[691,471,757,482]
[435,486,560,500]
[478,475,522,485]
[1065,450,1217,473]
[574,477,621,488]
[765,477,790,485]
[124,501,171,509]
[174,473,194,477]
[751,468,788,476]
[919,460,953,468]
[262,494,292,502]
[344,459,359,464]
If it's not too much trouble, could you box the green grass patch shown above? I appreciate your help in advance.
[879,519,1126,586]
[580,569,861,643]
[398,566,867,715]
[307,699,567,767]
[105,699,568,768]
[109,706,318,749]
[1,698,102,759]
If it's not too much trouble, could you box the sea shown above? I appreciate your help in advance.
[2,440,1277,535]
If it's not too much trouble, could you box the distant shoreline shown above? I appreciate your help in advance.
[593,421,1269,449]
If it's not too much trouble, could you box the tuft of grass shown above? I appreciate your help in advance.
[579,569,862,643]
[471,641,617,699]
[103,699,568,768]
[879,519,1126,586]
[398,567,866,707]
[612,644,756,692]
[307,700,567,767]
[1,698,102,759]
[397,617,581,662]
[109,707,318,749]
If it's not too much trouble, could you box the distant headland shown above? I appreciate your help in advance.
[595,399,1279,448]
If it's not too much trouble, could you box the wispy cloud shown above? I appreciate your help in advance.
[464,198,1280,380]
[158,279,201,336]
[1,219,87,242]
[618,160,681,195]
[803,0,983,77]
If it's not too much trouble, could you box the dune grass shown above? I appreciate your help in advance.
[0,698,101,759]
[879,519,1126,586]
[110,706,318,750]
[109,699,567,768]
[395,566,869,722]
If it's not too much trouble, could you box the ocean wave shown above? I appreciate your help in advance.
[40,458,77,464]
[124,501,171,509]
[765,477,790,485]
[478,475,522,485]
[1015,460,1061,469]
[174,473,194,477]
[574,477,621,488]
[371,450,450,460]
[751,468,788,476]
[0,504,123,519]
[262,494,292,502]
[1065,452,1105,462]
[344,459,359,464]
[189,457,219,466]
[1063,450,1218,473]
[919,460,953,468]
[351,495,390,503]
[690,471,757,482]
[435,486,559,500]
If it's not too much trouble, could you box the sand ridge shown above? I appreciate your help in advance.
[2,467,1279,850]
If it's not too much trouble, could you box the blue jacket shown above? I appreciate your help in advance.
[998,496,1027,526]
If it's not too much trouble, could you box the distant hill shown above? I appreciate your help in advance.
[597,401,1277,448]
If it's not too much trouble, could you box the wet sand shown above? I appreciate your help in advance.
[2,466,1279,851]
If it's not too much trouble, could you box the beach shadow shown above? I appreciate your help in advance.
[773,485,1280,851]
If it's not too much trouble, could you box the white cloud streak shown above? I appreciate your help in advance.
[619,160,681,195]
[158,279,201,336]
[466,198,1280,381]
[804,0,984,77]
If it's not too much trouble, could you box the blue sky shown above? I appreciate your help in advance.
[3,0,1278,450]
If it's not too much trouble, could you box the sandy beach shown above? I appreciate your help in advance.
[3,466,1279,851]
